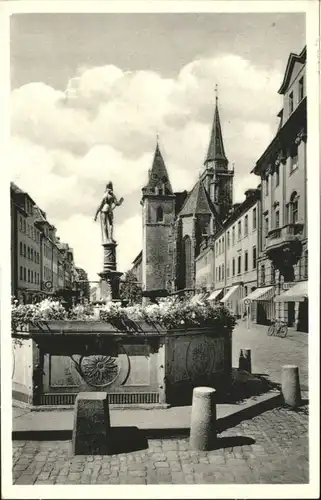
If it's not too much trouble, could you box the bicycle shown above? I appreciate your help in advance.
[267,320,288,338]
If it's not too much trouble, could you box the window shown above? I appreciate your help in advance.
[264,215,269,238]
[289,191,299,223]
[265,177,269,196]
[156,206,163,222]
[23,220,26,233]
[222,264,224,280]
[222,236,225,252]
[219,239,221,255]
[238,220,242,240]
[27,247,30,260]
[20,266,23,280]
[27,269,30,283]
[289,91,293,114]
[244,215,248,236]
[271,264,276,284]
[232,258,235,277]
[244,286,248,297]
[19,217,23,231]
[252,207,257,230]
[290,144,298,172]
[23,244,26,258]
[226,263,229,278]
[227,231,230,248]
[237,255,241,275]
[299,76,304,101]
[275,164,280,186]
[253,246,257,269]
[218,266,221,281]
[261,264,265,285]
[23,267,26,281]
[31,248,33,261]
[244,251,248,272]
[275,209,280,228]
[232,226,235,245]
[303,250,308,278]
[31,271,33,284]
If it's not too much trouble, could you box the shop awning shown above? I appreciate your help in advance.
[240,286,275,302]
[274,281,308,303]
[207,289,223,301]
[191,293,206,304]
[220,285,242,304]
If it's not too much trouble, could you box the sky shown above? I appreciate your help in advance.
[10,13,305,281]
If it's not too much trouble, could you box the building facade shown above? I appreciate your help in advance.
[196,188,261,319]
[11,182,86,304]
[252,47,308,331]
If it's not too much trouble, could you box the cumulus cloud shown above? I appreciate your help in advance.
[11,54,282,279]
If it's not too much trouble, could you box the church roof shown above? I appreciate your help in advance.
[143,143,173,195]
[178,179,212,217]
[204,96,228,165]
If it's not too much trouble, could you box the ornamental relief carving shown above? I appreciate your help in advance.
[70,343,130,388]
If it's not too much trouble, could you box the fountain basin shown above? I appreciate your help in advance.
[12,320,232,408]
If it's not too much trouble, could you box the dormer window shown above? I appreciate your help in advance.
[156,206,164,222]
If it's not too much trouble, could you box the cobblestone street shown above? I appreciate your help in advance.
[232,322,308,390]
[12,405,308,485]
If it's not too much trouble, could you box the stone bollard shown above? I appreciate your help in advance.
[72,392,111,455]
[189,387,216,451]
[281,365,301,408]
[239,348,252,373]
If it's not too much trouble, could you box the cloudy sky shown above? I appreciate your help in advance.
[10,13,305,281]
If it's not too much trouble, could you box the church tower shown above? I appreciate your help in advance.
[201,87,234,220]
[141,141,176,294]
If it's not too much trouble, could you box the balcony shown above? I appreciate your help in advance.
[265,223,304,254]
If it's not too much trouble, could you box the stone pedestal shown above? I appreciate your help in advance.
[72,392,111,455]
[98,241,123,303]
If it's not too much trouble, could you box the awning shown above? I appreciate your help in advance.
[191,293,205,304]
[220,285,242,304]
[275,281,308,303]
[207,289,223,301]
[240,286,275,302]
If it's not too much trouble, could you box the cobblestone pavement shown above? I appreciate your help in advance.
[232,322,308,390]
[12,405,309,485]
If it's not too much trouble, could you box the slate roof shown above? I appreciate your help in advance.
[204,98,228,164]
[179,179,212,217]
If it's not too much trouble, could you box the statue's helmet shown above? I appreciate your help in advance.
[106,181,113,190]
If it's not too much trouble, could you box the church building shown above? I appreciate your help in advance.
[136,92,235,296]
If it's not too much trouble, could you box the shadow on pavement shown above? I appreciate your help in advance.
[212,435,256,450]
[103,426,149,455]
[74,426,149,455]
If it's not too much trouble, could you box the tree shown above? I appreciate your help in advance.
[120,270,142,305]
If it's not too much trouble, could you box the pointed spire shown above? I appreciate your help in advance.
[143,139,173,195]
[204,86,228,166]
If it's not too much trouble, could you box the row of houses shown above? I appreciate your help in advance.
[10,182,89,305]
[131,47,308,332]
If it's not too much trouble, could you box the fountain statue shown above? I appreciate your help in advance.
[94,181,124,303]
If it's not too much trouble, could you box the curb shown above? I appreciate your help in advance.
[12,392,283,441]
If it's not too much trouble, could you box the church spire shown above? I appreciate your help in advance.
[142,138,173,196]
[204,85,228,167]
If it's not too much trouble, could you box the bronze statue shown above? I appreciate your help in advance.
[94,182,123,243]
